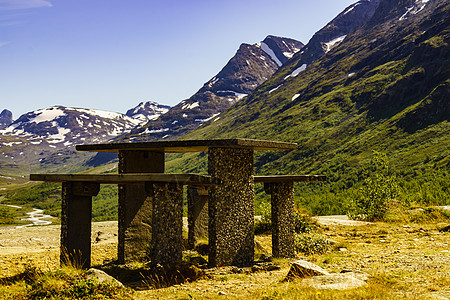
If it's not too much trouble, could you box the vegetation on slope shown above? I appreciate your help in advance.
[169,0,449,214]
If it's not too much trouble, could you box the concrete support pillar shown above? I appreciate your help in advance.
[264,182,295,258]
[147,182,184,267]
[208,147,254,267]
[60,181,100,269]
[118,150,164,264]
[187,185,209,249]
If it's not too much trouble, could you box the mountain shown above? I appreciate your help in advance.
[271,0,381,83]
[0,110,13,130]
[125,101,171,123]
[0,103,169,172]
[120,35,304,142]
[171,0,449,210]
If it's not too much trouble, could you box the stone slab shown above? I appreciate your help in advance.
[75,138,297,153]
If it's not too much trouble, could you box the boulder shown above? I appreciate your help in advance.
[285,259,330,280]
[86,268,123,286]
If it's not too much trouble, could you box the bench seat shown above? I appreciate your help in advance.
[30,172,214,269]
[30,173,215,185]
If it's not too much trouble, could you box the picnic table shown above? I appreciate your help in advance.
[76,138,297,267]
[30,138,326,269]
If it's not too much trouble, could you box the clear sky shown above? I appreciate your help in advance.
[0,0,356,119]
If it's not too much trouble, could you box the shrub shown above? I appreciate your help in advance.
[294,233,330,255]
[293,211,317,234]
[348,151,399,221]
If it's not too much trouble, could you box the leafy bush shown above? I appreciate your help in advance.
[293,211,317,234]
[294,233,330,255]
[254,202,272,235]
[348,151,399,221]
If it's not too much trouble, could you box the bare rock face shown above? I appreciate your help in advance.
[0,109,13,130]
[285,259,330,279]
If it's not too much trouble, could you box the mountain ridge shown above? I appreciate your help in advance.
[120,35,304,142]
[170,0,449,210]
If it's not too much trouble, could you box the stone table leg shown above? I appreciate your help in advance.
[118,150,164,264]
[187,185,209,249]
[147,182,184,267]
[264,182,295,258]
[60,181,100,269]
[208,147,254,267]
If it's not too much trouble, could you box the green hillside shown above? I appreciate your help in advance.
[167,0,449,214]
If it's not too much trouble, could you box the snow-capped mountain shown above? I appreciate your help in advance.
[121,35,304,142]
[126,101,171,123]
[0,109,13,130]
[279,0,381,80]
[0,102,169,170]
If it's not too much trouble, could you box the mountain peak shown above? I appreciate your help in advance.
[125,101,171,123]
[0,109,13,130]
[121,36,304,142]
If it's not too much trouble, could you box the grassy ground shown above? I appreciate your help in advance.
[0,210,448,299]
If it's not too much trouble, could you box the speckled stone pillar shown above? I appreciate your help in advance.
[208,147,254,267]
[118,150,164,264]
[264,182,295,258]
[187,185,209,249]
[147,182,184,267]
[60,181,100,269]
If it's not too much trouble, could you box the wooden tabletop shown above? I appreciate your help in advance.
[76,138,298,153]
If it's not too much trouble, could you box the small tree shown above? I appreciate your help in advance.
[349,151,398,221]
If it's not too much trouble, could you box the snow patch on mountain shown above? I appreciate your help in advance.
[324,35,347,53]
[399,0,429,20]
[182,102,200,110]
[259,42,283,66]
[285,64,307,79]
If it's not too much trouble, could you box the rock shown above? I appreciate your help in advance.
[300,272,368,290]
[285,259,330,280]
[438,225,450,232]
[218,291,227,295]
[189,256,208,267]
[85,268,123,286]
[255,239,269,255]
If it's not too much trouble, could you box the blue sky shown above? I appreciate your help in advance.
[0,0,356,118]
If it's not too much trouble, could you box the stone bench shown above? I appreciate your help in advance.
[30,173,215,269]
[188,175,326,258]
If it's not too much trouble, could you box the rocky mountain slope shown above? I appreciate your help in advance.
[0,110,13,130]
[172,0,449,208]
[120,35,304,142]
[0,102,169,173]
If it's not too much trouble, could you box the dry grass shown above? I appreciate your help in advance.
[0,209,448,299]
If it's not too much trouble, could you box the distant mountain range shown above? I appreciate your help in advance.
[0,102,169,172]
[120,35,304,142]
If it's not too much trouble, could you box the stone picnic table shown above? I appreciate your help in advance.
[31,138,326,269]
[75,138,298,267]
